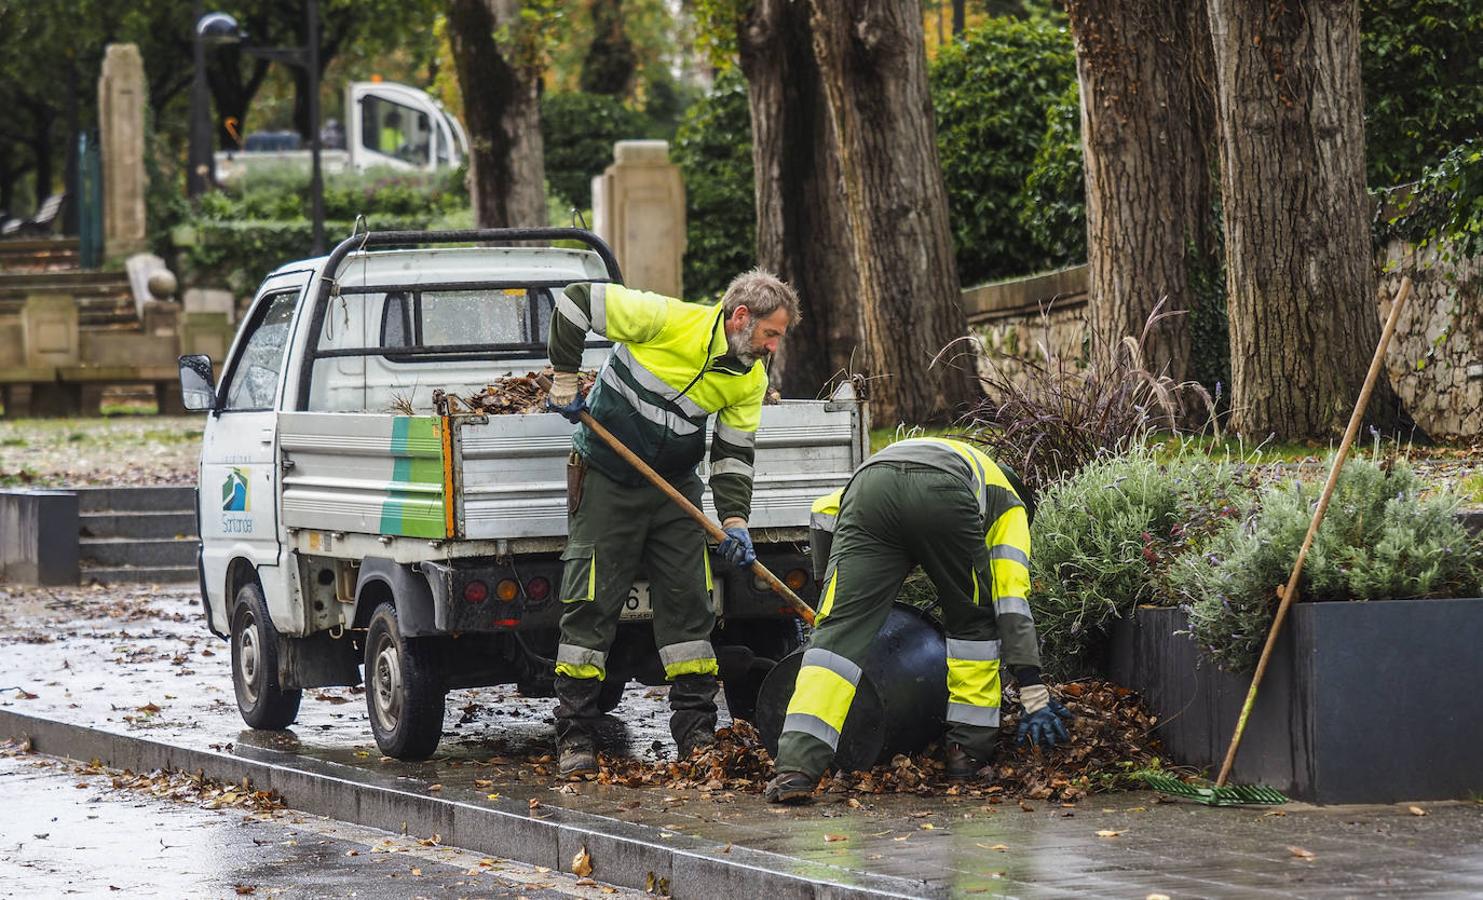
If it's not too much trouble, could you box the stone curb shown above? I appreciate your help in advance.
[0,709,935,899]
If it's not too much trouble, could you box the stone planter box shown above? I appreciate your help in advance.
[1109,599,1483,804]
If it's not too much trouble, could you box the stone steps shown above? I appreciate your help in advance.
[0,270,138,329]
[0,238,81,272]
[73,486,198,584]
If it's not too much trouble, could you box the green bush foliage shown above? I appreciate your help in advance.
[1376,139,1483,259]
[199,166,466,223]
[1175,457,1483,672]
[672,69,756,300]
[541,92,650,211]
[930,16,1077,285]
[1016,81,1086,267]
[1361,0,1483,187]
[176,216,435,295]
[1028,448,1249,677]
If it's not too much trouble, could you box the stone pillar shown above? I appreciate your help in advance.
[0,489,79,586]
[22,295,80,368]
[591,140,686,298]
[98,44,149,258]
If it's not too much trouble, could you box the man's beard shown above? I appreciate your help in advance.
[727,317,760,367]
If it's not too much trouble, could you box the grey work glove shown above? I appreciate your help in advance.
[545,371,586,423]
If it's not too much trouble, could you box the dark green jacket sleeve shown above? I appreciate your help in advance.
[548,283,594,372]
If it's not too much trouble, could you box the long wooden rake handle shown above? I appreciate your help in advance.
[1214,276,1413,788]
[537,375,817,626]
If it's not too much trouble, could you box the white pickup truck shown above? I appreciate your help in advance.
[177,229,869,759]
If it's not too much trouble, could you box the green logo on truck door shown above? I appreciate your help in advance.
[222,467,250,512]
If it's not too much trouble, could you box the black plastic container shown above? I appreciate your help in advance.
[754,603,947,771]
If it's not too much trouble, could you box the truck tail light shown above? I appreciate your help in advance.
[496,579,520,602]
[463,580,488,603]
[525,577,550,601]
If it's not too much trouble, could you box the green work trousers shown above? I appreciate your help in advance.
[553,461,718,749]
[776,462,1003,779]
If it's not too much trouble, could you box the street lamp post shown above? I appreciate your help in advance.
[194,0,325,254]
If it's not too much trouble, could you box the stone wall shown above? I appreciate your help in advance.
[963,242,1483,438]
[1377,240,1483,439]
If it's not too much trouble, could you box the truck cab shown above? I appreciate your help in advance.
[179,229,869,759]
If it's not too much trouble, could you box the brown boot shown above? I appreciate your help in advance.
[944,743,996,782]
[763,770,817,804]
[558,741,597,777]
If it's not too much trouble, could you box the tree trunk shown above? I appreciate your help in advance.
[1207,0,1401,438]
[805,0,978,423]
[739,0,858,399]
[446,0,547,228]
[580,0,637,96]
[205,49,271,151]
[1066,0,1218,386]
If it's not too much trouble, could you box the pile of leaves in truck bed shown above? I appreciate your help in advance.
[433,368,598,416]
[586,681,1164,801]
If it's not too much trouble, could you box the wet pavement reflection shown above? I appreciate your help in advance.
[4,584,1483,897]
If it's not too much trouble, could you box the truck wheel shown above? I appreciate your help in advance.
[364,603,446,760]
[231,582,302,730]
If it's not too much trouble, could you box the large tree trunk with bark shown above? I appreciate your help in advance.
[805,0,978,423]
[446,0,547,228]
[739,0,858,399]
[1207,0,1400,438]
[1066,0,1219,387]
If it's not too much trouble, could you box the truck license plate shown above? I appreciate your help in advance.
[619,582,652,620]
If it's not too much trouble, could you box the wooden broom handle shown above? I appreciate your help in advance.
[537,375,817,626]
[1215,276,1413,788]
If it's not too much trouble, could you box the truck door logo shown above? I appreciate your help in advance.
[222,467,250,512]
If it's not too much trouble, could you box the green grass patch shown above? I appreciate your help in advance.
[868,424,964,454]
[1461,473,1483,506]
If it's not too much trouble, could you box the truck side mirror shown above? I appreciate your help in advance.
[178,354,218,411]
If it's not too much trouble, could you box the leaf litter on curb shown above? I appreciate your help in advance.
[582,681,1165,803]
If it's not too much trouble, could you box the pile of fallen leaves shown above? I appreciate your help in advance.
[433,368,597,416]
[586,681,1163,803]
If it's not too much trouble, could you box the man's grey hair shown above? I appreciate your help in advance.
[721,268,802,324]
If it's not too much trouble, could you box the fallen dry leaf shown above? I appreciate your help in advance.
[1146,894,1171,900]
[1408,805,1427,817]
[1095,830,1124,838]
[1288,846,1317,861]
[572,845,594,877]
[824,833,849,843]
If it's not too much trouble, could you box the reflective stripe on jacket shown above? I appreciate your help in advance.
[549,283,766,521]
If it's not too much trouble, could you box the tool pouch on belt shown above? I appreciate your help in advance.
[566,451,587,517]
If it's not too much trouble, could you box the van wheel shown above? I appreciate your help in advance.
[231,582,302,729]
[365,603,446,760]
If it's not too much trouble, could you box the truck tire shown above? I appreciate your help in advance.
[364,603,446,760]
[231,582,302,730]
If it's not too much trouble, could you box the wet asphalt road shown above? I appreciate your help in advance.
[0,749,641,899]
[5,584,1483,898]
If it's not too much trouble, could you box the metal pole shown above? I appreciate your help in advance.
[188,0,211,197]
[307,0,324,255]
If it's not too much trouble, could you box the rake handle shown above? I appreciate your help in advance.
[1214,276,1412,788]
[537,375,817,626]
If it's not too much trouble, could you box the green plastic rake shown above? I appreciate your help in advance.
[1142,277,1413,808]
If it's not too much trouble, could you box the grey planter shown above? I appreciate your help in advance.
[1109,599,1483,804]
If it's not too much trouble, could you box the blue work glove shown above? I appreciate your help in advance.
[717,523,756,569]
[1015,684,1072,749]
[545,371,587,424]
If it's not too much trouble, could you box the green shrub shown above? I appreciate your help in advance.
[1376,139,1483,260]
[1029,448,1248,677]
[201,166,467,223]
[176,216,436,295]
[672,69,755,300]
[541,92,650,210]
[1016,81,1085,266]
[1175,457,1483,672]
[1361,0,1483,187]
[930,16,1077,285]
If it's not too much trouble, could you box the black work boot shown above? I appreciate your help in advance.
[554,674,603,776]
[944,743,996,782]
[668,673,719,758]
[763,770,817,804]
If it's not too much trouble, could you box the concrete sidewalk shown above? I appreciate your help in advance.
[3,584,1482,898]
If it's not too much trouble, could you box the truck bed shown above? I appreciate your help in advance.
[278,399,866,544]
